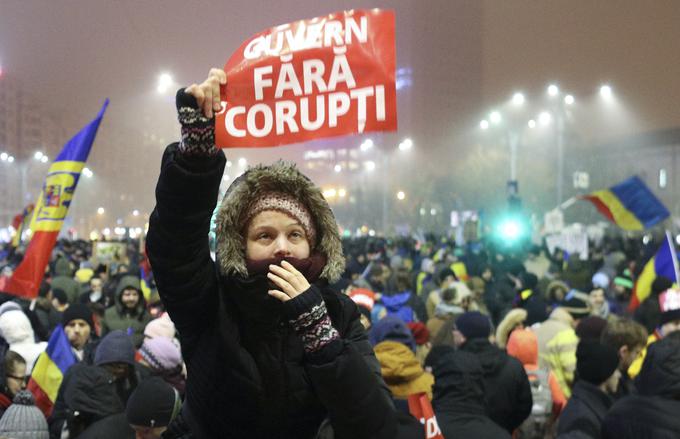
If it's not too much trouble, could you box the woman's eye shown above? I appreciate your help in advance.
[290,231,304,239]
[257,233,271,240]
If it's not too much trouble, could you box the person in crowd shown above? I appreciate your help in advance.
[101,276,152,348]
[0,309,47,372]
[600,318,647,399]
[145,69,407,439]
[79,275,109,307]
[143,312,177,341]
[453,311,532,433]
[370,316,434,411]
[381,267,427,323]
[425,268,472,320]
[0,390,49,439]
[601,332,680,439]
[545,280,570,312]
[556,340,620,438]
[0,351,27,417]
[495,308,527,349]
[62,303,97,363]
[50,288,69,314]
[50,256,80,304]
[414,258,435,297]
[634,275,673,333]
[34,284,61,337]
[484,261,523,325]
[610,270,634,313]
[628,288,680,378]
[406,322,431,365]
[507,329,566,420]
[588,286,620,320]
[430,347,511,438]
[138,336,185,396]
[126,377,182,439]
[575,316,608,341]
[533,307,573,367]
[545,292,590,397]
[425,285,465,341]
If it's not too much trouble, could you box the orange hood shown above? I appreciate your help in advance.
[506,328,538,367]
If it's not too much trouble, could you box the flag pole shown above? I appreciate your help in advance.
[665,229,680,283]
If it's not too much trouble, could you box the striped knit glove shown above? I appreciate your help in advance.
[175,88,219,157]
[284,286,341,357]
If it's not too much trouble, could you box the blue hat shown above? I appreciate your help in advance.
[455,311,492,340]
[369,316,416,352]
[95,330,135,366]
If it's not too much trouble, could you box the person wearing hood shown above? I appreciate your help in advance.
[101,276,152,348]
[430,347,511,439]
[601,331,680,439]
[495,308,527,349]
[425,285,465,341]
[145,70,403,439]
[0,309,47,373]
[556,341,620,439]
[50,256,80,305]
[380,268,426,323]
[453,311,532,434]
[370,316,434,412]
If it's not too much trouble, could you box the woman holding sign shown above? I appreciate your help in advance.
[146,68,410,439]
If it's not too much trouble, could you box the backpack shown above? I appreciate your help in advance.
[517,368,553,439]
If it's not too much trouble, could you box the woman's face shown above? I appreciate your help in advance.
[5,362,26,398]
[245,211,310,261]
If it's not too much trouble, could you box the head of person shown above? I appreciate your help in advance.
[0,390,48,438]
[51,288,68,309]
[89,275,103,294]
[591,272,610,290]
[453,311,492,348]
[561,291,591,328]
[576,340,621,394]
[116,276,143,311]
[575,316,608,341]
[612,272,634,300]
[392,267,412,293]
[95,330,136,381]
[659,289,680,337]
[139,337,182,376]
[437,268,456,289]
[126,377,181,439]
[369,316,416,352]
[600,319,647,371]
[547,280,569,304]
[588,287,607,314]
[3,351,27,398]
[0,310,34,346]
[214,162,344,283]
[507,328,538,367]
[144,313,176,341]
[62,304,94,350]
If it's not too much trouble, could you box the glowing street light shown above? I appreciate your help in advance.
[480,120,489,130]
[512,92,525,106]
[40,155,49,163]
[323,188,337,198]
[489,111,502,124]
[82,167,93,178]
[396,191,406,201]
[7,156,14,163]
[538,111,552,126]
[564,95,575,105]
[0,153,7,161]
[364,160,376,171]
[547,84,559,97]
[338,188,347,198]
[528,119,537,129]
[600,84,613,100]
[360,139,374,151]
[238,158,247,167]
[132,210,140,217]
[34,151,44,160]
[157,73,173,94]
[97,207,105,215]
[398,138,413,151]
[226,160,232,168]
[334,164,342,173]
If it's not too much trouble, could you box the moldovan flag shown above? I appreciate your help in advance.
[583,176,669,230]
[5,100,108,298]
[27,325,77,417]
[629,232,679,311]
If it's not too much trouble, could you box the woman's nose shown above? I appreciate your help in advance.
[273,236,292,256]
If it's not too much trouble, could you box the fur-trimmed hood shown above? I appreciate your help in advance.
[215,161,344,283]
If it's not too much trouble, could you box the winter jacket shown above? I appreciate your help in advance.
[425,282,471,319]
[374,341,434,400]
[545,328,579,398]
[484,275,517,325]
[147,139,397,439]
[100,276,152,348]
[602,334,680,439]
[533,308,573,369]
[556,380,612,439]
[431,348,511,439]
[51,258,81,304]
[634,295,662,333]
[77,413,135,438]
[0,310,47,372]
[460,338,532,433]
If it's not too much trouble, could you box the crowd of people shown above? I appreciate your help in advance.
[0,229,678,438]
[0,71,677,438]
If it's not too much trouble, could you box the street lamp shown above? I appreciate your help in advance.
[238,158,247,167]
[398,138,413,151]
[538,111,552,126]
[528,119,537,129]
[490,111,502,124]
[97,207,105,215]
[34,151,43,160]
[334,164,342,173]
[547,84,559,97]
[599,84,613,100]
[396,191,406,201]
[512,92,525,106]
[564,95,575,105]
[157,73,173,94]
[82,167,93,178]
[480,120,489,130]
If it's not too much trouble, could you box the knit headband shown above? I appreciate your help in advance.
[241,192,316,246]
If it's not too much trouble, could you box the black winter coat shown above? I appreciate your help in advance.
[556,380,612,439]
[601,335,680,439]
[460,338,532,433]
[432,349,511,439]
[147,144,398,439]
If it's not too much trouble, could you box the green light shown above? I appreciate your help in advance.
[500,219,522,240]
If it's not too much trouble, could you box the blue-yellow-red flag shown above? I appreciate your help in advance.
[583,176,669,230]
[27,325,77,417]
[629,231,679,310]
[5,100,108,298]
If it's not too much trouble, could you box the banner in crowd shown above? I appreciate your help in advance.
[408,392,444,439]
[582,176,669,230]
[215,9,397,148]
[5,100,108,298]
[28,325,77,417]
[629,231,679,310]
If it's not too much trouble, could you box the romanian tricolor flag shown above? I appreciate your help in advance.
[27,325,77,417]
[583,176,669,230]
[140,265,152,302]
[10,204,34,248]
[629,232,679,311]
[5,100,108,298]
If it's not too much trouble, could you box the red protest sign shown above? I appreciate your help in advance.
[215,9,397,148]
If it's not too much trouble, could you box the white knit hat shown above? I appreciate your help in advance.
[0,390,49,439]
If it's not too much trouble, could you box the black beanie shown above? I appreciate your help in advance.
[52,288,68,305]
[576,341,619,385]
[126,377,181,428]
[575,316,608,341]
[455,311,492,340]
[62,304,94,329]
